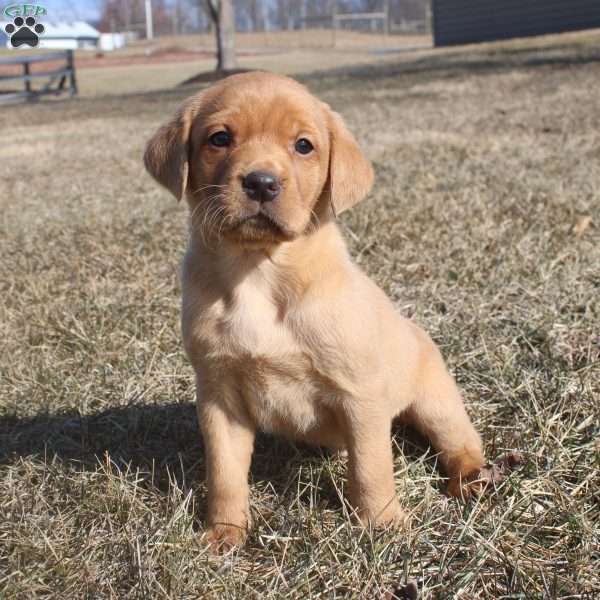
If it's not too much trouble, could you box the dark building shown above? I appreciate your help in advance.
[432,0,600,47]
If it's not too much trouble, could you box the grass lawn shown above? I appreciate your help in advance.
[0,31,599,599]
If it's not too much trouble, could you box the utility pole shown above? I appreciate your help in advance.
[261,0,269,47]
[331,0,337,48]
[262,0,269,32]
[383,0,390,35]
[426,0,433,34]
[301,0,306,30]
[145,0,154,39]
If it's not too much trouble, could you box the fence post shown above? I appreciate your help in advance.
[23,60,31,96]
[67,50,78,96]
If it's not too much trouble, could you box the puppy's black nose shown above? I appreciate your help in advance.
[242,171,281,203]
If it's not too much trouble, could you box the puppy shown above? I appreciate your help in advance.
[144,72,495,550]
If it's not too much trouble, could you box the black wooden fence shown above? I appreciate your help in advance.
[0,50,77,103]
[432,0,600,46]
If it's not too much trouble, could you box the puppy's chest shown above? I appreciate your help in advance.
[199,284,327,433]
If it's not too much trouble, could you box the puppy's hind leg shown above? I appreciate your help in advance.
[404,343,486,499]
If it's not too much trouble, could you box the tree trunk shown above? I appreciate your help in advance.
[207,0,237,71]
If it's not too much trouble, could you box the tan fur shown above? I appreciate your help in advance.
[144,72,486,550]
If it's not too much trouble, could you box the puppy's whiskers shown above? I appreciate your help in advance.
[205,203,227,245]
[304,207,320,236]
[190,183,229,195]
[195,202,218,247]
[191,192,230,249]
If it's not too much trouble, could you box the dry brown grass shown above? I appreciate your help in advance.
[1,31,599,599]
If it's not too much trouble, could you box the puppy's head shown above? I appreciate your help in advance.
[144,72,373,248]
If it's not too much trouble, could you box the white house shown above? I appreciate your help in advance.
[1,21,130,51]
[38,21,100,50]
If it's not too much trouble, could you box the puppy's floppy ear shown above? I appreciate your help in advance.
[325,106,374,216]
[143,96,200,200]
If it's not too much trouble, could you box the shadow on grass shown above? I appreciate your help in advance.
[0,403,437,507]
[0,404,342,512]
[0,403,204,486]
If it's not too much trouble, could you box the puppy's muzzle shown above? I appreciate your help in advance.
[242,171,281,203]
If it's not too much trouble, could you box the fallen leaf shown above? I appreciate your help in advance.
[572,215,592,238]
[382,580,419,600]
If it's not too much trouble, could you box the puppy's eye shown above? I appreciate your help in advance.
[295,138,314,155]
[209,131,231,147]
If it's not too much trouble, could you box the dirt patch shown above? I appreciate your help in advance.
[178,68,254,86]
[79,50,216,69]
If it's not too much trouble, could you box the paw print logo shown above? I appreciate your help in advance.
[5,16,45,48]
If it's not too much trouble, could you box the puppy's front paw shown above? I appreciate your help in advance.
[357,498,408,529]
[447,452,522,500]
[203,522,248,552]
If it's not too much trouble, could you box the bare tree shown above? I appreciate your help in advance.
[206,0,237,71]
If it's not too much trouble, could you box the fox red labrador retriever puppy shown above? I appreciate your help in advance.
[144,72,513,550]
